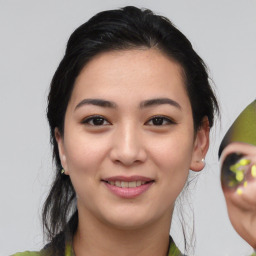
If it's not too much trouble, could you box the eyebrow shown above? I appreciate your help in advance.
[75,97,181,111]
[75,99,117,110]
[140,98,181,109]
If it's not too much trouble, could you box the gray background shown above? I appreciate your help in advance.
[0,0,255,255]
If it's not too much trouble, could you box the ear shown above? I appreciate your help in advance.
[55,127,69,175]
[190,116,210,172]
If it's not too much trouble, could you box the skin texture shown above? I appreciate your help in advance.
[221,142,256,249]
[55,49,209,256]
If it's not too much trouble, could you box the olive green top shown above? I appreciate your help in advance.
[11,243,256,256]
[12,236,183,256]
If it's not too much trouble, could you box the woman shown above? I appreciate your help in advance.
[13,6,218,256]
[219,100,256,253]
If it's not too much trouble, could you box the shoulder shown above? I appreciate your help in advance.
[168,236,183,256]
[11,252,41,256]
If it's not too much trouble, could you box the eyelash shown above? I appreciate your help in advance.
[82,115,176,127]
[145,115,176,126]
[82,115,111,126]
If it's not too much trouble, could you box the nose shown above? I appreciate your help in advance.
[109,123,147,166]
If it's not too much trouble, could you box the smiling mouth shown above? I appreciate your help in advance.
[104,180,152,188]
[102,177,154,198]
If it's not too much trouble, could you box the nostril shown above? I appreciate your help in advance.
[109,138,147,166]
[113,158,144,166]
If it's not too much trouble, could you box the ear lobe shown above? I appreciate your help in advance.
[55,128,69,175]
[190,116,210,172]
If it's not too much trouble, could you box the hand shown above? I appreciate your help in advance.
[221,142,256,249]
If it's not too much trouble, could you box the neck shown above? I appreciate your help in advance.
[73,207,173,256]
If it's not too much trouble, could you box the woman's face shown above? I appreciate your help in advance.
[56,49,208,230]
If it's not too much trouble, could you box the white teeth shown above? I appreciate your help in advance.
[121,181,128,188]
[107,180,149,187]
[136,181,142,186]
[115,181,121,187]
[129,181,136,188]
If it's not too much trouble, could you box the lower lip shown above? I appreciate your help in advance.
[104,182,153,199]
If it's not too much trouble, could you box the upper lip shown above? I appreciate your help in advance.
[102,176,154,182]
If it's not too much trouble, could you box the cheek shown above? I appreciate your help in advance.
[63,131,111,175]
[148,140,192,215]
[148,131,194,197]
[148,130,194,171]
[63,134,111,201]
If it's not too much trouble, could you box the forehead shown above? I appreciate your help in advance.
[69,48,190,109]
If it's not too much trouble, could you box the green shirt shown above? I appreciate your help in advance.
[13,244,256,256]
[12,236,183,256]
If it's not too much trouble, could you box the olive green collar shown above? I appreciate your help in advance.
[65,236,182,256]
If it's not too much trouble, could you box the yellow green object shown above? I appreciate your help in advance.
[168,241,183,256]
[219,100,256,157]
[236,188,243,195]
[229,158,251,182]
[11,252,41,256]
[251,164,256,178]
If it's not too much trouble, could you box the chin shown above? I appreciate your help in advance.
[100,206,165,231]
[105,217,153,231]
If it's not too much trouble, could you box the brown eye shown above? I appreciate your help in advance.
[82,115,110,126]
[146,116,176,126]
[152,117,165,125]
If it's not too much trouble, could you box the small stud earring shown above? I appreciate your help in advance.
[196,158,205,164]
[61,168,65,174]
